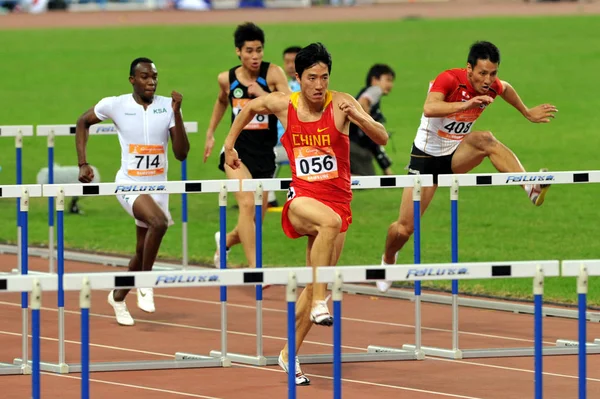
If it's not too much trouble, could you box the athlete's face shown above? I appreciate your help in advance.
[283,52,298,80]
[236,41,264,73]
[129,62,157,103]
[373,73,395,95]
[299,62,330,104]
[467,59,498,94]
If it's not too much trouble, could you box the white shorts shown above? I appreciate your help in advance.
[116,192,174,229]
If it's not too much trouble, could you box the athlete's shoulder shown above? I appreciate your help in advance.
[97,94,131,106]
[436,68,464,83]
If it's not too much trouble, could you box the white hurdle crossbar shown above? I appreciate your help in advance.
[36,121,199,273]
[209,175,436,367]
[397,171,600,360]
[14,179,240,374]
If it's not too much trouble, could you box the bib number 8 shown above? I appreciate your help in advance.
[299,155,335,175]
[135,155,161,170]
[233,107,266,123]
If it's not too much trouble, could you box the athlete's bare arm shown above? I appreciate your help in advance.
[247,64,292,98]
[169,90,190,161]
[203,71,230,163]
[223,92,289,169]
[499,80,557,123]
[75,107,102,183]
[336,92,388,145]
[423,91,494,118]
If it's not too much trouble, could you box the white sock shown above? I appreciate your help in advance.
[524,184,533,197]
[267,191,276,202]
[382,253,398,265]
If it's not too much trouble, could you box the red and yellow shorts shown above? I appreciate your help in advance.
[281,189,352,239]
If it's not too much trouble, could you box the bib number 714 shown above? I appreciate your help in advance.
[135,155,161,170]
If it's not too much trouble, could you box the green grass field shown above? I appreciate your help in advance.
[1,15,599,304]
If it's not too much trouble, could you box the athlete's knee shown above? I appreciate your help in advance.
[236,194,255,216]
[470,131,498,154]
[316,214,342,238]
[147,214,169,234]
[396,220,414,240]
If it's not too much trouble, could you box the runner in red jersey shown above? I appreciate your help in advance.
[378,41,558,293]
[223,43,388,385]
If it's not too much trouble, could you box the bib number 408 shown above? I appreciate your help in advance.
[299,155,334,174]
[443,121,473,134]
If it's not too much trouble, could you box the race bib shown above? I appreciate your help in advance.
[294,146,338,182]
[232,98,269,130]
[437,118,474,141]
[127,144,165,177]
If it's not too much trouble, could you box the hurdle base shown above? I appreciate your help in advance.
[15,357,226,373]
[263,351,420,365]
[175,352,232,368]
[14,358,68,373]
[556,339,600,349]
[400,344,462,359]
[402,345,600,359]
[367,345,426,360]
[208,351,266,366]
[0,362,30,375]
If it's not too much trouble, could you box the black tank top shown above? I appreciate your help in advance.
[228,62,278,154]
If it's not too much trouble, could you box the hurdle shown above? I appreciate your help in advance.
[35,121,198,273]
[0,267,313,399]
[13,179,237,374]
[209,174,435,366]
[0,126,34,281]
[0,260,563,399]
[322,260,560,399]
[398,171,600,359]
[0,183,42,376]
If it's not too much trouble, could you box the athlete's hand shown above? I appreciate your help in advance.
[224,147,241,170]
[463,95,494,111]
[525,104,558,123]
[203,133,215,163]
[171,91,183,113]
[247,83,267,98]
[78,164,94,183]
[338,100,362,121]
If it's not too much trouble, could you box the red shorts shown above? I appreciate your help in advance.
[281,192,352,239]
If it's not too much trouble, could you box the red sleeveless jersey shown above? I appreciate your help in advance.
[281,91,352,204]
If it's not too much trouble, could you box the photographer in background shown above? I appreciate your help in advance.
[349,64,395,176]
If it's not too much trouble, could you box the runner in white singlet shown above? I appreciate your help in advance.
[377,41,558,293]
[75,57,190,325]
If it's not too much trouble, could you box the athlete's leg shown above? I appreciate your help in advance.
[383,185,437,264]
[221,163,267,267]
[130,195,169,271]
[113,226,146,301]
[281,232,346,361]
[451,130,525,174]
[452,130,550,205]
[286,197,343,304]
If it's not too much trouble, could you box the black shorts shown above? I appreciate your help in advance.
[406,144,455,185]
[218,148,276,179]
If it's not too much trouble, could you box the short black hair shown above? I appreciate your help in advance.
[283,46,302,56]
[365,64,395,87]
[295,42,332,78]
[130,57,153,77]
[467,41,501,68]
[234,22,265,49]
